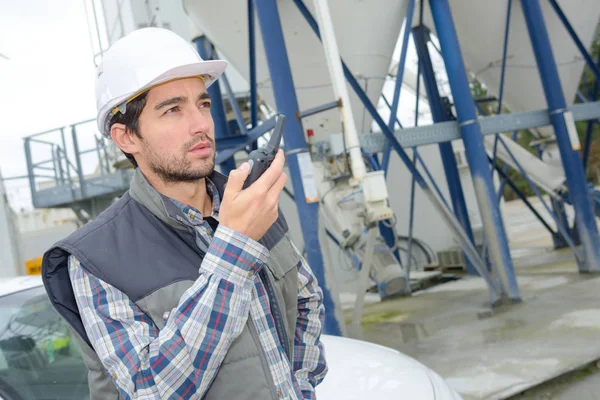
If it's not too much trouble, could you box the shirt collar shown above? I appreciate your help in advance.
[167,178,221,226]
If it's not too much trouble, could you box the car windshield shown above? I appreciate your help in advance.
[0,287,89,400]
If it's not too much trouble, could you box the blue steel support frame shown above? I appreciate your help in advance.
[413,24,478,276]
[248,0,258,130]
[382,0,416,174]
[521,0,600,273]
[548,0,600,83]
[378,0,416,265]
[293,0,504,305]
[254,0,343,335]
[429,0,520,301]
[194,36,237,175]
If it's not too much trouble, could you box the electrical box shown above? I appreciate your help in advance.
[362,171,389,202]
[328,133,346,156]
[361,171,393,222]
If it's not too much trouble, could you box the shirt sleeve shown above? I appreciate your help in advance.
[69,225,268,400]
[290,243,328,399]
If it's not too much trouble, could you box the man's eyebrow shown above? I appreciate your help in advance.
[198,92,211,101]
[154,96,187,110]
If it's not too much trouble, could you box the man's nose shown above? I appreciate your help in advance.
[189,107,211,135]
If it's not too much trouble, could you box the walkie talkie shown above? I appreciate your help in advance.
[243,114,286,189]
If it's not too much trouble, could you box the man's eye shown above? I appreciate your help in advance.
[200,101,212,109]
[165,106,180,114]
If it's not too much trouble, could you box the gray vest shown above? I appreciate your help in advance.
[42,170,300,400]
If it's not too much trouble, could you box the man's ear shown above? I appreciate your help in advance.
[110,123,140,155]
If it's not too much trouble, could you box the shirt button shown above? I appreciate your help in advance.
[162,311,170,321]
[277,390,283,398]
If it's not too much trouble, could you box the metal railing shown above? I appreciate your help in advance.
[23,119,131,209]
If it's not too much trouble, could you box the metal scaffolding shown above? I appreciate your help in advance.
[22,0,600,333]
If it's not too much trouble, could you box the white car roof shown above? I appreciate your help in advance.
[0,275,43,297]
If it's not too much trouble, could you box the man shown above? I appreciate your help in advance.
[42,27,327,400]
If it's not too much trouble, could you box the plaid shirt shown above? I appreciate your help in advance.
[69,178,327,399]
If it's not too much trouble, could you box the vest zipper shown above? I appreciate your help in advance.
[259,269,292,361]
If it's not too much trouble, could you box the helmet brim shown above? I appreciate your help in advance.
[98,59,228,135]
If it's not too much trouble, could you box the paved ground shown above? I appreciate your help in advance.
[510,361,600,399]
[335,197,600,399]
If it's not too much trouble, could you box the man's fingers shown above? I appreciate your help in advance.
[254,150,285,190]
[224,162,251,197]
[271,172,288,198]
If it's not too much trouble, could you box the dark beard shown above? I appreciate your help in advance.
[143,135,216,184]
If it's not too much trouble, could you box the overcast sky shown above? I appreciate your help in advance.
[0,0,97,210]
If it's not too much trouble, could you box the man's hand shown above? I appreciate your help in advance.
[220,149,288,241]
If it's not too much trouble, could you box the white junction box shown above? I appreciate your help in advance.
[361,171,393,222]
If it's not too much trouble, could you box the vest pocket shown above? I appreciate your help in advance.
[265,235,301,280]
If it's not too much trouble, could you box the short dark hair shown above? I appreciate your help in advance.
[106,92,149,168]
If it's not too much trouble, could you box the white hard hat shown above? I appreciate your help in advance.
[95,27,227,136]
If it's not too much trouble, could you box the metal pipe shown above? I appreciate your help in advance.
[72,125,87,198]
[90,0,106,59]
[95,137,105,176]
[298,100,340,119]
[413,24,478,276]
[312,0,367,181]
[23,139,37,207]
[27,138,56,146]
[497,135,582,260]
[219,70,248,134]
[255,0,344,335]
[429,0,520,301]
[522,0,600,272]
[497,0,513,115]
[248,0,258,129]
[548,0,600,83]
[496,130,519,202]
[388,0,416,132]
[350,227,377,338]
[379,0,417,260]
[31,164,55,170]
[488,156,556,235]
[381,93,452,212]
[193,36,237,175]
[215,115,277,164]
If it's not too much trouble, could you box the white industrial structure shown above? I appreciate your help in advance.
[0,167,21,277]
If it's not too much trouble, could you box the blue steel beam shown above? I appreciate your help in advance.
[293,0,503,304]
[488,156,557,236]
[219,71,248,134]
[413,24,478,276]
[496,0,513,115]
[379,0,417,264]
[248,0,258,129]
[194,36,237,175]
[215,115,277,164]
[383,0,417,174]
[429,0,520,301]
[548,0,600,83]
[254,0,343,335]
[521,0,600,273]
[299,100,340,119]
[496,135,583,259]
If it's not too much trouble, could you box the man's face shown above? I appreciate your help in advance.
[135,77,216,183]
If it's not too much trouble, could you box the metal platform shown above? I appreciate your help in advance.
[23,119,132,219]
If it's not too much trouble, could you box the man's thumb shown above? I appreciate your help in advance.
[226,161,252,193]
